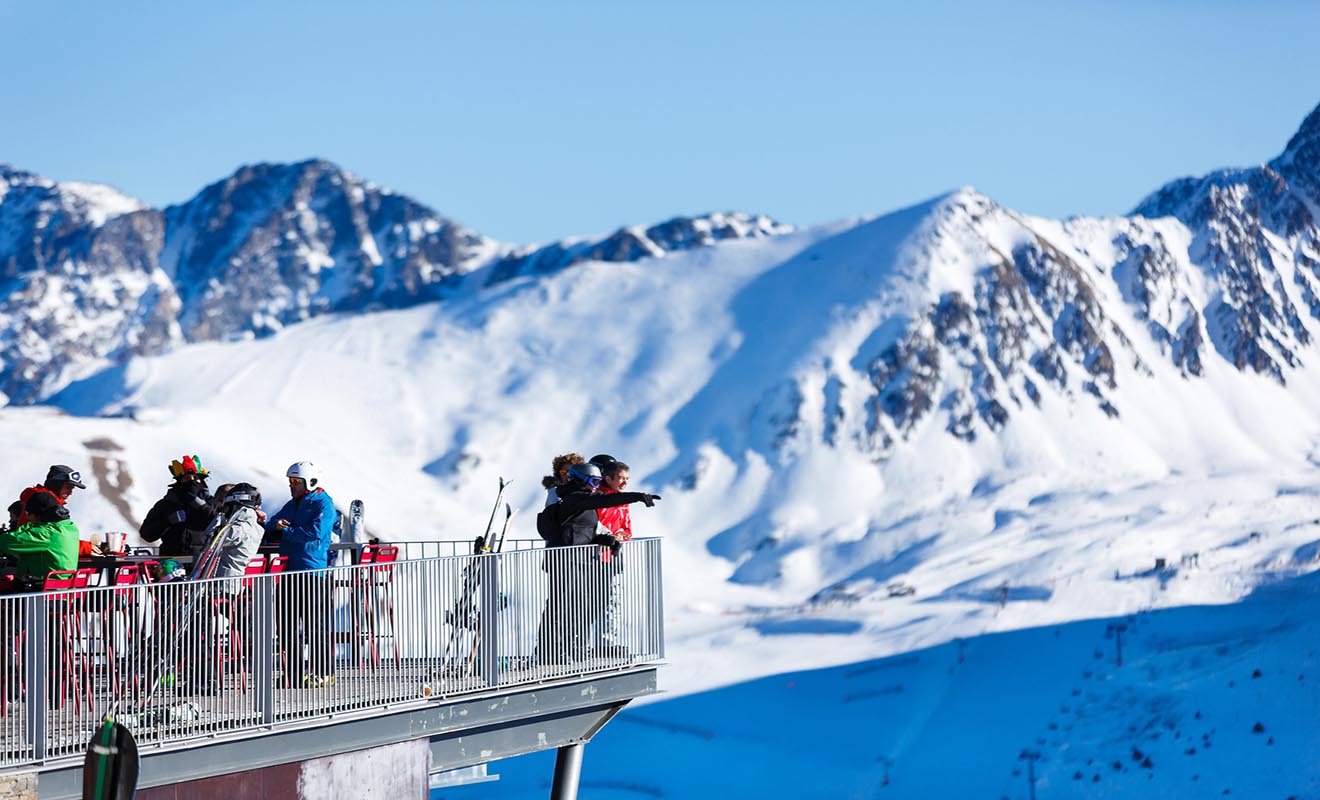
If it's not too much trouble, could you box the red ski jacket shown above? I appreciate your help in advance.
[597,488,633,542]
[16,485,63,527]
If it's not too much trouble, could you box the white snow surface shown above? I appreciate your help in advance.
[57,181,147,226]
[5,188,1320,728]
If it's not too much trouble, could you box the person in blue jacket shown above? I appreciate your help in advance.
[267,461,336,571]
[266,461,338,687]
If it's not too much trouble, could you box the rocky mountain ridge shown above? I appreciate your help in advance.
[5,102,1320,442]
[0,159,790,403]
[776,102,1320,458]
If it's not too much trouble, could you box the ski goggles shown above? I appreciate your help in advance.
[585,476,602,489]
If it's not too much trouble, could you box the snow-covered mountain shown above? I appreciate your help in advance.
[5,102,1320,749]
[0,159,792,405]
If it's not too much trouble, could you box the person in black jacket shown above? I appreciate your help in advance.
[534,461,659,663]
[139,455,219,557]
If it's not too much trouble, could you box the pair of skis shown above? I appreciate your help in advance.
[105,508,243,719]
[444,478,515,677]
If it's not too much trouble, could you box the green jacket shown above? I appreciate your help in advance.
[0,518,80,580]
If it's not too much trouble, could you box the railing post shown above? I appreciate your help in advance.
[25,594,47,760]
[480,554,500,686]
[642,540,664,658]
[253,577,275,724]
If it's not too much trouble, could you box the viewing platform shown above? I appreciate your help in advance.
[0,539,665,799]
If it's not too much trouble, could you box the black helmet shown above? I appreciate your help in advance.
[25,492,69,523]
[588,454,616,469]
[44,464,86,490]
[224,482,262,510]
[567,461,602,487]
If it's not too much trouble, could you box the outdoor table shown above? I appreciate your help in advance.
[79,553,194,585]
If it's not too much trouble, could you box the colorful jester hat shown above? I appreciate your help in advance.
[168,454,210,480]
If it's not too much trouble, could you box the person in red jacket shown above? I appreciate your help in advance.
[15,465,102,559]
[16,464,86,526]
[593,458,636,658]
[534,461,659,664]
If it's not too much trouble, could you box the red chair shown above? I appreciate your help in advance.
[43,570,77,591]
[98,565,145,696]
[43,568,100,711]
[264,555,293,686]
[353,545,400,669]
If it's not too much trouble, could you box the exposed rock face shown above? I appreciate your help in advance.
[484,211,793,285]
[767,92,1320,454]
[0,166,174,403]
[160,160,498,340]
[822,103,1320,453]
[854,194,1147,450]
[0,165,147,279]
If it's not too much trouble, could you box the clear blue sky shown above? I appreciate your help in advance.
[2,1,1318,245]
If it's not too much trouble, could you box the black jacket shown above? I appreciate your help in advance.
[545,486,650,548]
[139,481,218,557]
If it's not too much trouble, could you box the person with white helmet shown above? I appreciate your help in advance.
[266,461,335,571]
[265,461,337,687]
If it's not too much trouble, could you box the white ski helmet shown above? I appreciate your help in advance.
[286,461,321,489]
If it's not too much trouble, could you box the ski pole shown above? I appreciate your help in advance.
[478,478,509,552]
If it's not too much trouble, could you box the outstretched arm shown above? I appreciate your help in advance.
[560,491,660,515]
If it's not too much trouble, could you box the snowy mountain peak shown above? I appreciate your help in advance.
[0,163,145,223]
[485,210,793,285]
[160,157,502,340]
[0,164,147,276]
[1276,100,1320,169]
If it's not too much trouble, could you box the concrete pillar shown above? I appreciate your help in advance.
[549,743,584,800]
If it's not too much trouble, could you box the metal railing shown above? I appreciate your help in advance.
[0,539,663,769]
[377,539,547,561]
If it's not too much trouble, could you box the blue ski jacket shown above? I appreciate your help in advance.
[267,489,336,571]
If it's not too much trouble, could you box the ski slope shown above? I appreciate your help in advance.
[451,569,1320,799]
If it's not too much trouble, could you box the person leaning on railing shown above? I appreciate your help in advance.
[534,461,659,664]
[592,458,636,658]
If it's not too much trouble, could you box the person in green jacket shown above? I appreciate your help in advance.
[0,492,79,582]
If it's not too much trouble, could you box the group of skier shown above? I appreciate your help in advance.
[536,452,660,661]
[132,455,340,688]
[137,455,338,575]
[0,458,337,587]
[0,450,661,684]
[0,457,341,688]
